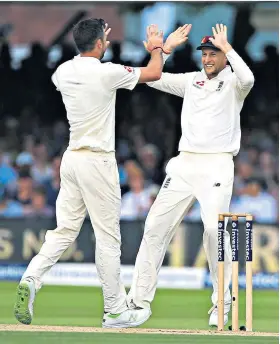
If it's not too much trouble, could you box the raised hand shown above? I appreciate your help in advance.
[209,24,232,53]
[143,24,164,53]
[104,23,111,49]
[163,24,192,54]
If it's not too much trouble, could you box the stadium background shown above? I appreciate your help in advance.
[0,2,278,339]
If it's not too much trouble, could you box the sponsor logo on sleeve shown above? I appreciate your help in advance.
[124,66,134,73]
[193,80,205,89]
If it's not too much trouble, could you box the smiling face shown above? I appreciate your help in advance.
[201,48,227,79]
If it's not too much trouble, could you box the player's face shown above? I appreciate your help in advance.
[201,48,227,79]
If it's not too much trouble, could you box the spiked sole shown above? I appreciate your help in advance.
[14,282,32,325]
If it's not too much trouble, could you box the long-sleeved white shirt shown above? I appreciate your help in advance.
[52,55,141,152]
[148,49,254,156]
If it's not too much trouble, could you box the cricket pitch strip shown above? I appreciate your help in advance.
[0,324,278,337]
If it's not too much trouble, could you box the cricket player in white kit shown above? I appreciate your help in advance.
[127,24,254,327]
[13,18,190,328]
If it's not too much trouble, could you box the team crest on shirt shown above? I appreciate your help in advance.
[216,81,224,91]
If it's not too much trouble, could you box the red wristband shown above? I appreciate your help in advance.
[151,46,163,52]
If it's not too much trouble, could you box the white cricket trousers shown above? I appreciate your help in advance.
[128,152,234,309]
[22,149,127,314]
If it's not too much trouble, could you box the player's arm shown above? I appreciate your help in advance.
[137,24,165,83]
[104,24,165,90]
[138,48,164,83]
[146,72,188,98]
[138,24,190,83]
[209,24,255,99]
[145,24,193,98]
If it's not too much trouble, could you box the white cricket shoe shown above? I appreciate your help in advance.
[102,308,151,328]
[208,303,231,327]
[14,278,36,325]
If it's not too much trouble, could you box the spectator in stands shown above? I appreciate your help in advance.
[121,163,154,220]
[25,185,54,218]
[31,142,52,183]
[234,160,254,196]
[0,149,17,188]
[44,156,61,209]
[148,184,160,207]
[116,140,132,194]
[16,151,34,171]
[239,145,259,167]
[257,151,278,200]
[231,178,277,224]
[52,121,69,156]
[138,144,163,186]
[21,135,35,156]
[258,151,277,179]
[0,188,24,218]
[11,170,33,205]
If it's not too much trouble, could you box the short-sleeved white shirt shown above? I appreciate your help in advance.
[51,55,141,152]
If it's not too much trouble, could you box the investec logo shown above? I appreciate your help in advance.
[218,222,224,260]
[231,222,238,256]
[245,230,252,260]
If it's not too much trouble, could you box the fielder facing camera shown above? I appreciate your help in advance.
[127,23,254,328]
[13,18,189,329]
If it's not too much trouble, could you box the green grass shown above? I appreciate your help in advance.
[0,332,278,344]
[1,282,278,332]
[0,282,278,343]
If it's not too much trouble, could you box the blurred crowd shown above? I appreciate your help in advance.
[0,37,278,224]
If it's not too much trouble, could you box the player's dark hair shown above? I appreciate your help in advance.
[73,18,105,53]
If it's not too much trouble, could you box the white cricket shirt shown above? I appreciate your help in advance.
[52,55,141,152]
[148,49,254,156]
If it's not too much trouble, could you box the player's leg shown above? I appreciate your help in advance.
[127,155,195,310]
[195,153,234,326]
[75,152,151,328]
[74,152,127,316]
[14,151,87,324]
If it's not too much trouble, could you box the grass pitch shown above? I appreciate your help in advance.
[0,332,278,344]
[0,282,278,343]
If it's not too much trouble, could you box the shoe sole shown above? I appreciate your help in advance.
[102,310,151,328]
[14,282,32,325]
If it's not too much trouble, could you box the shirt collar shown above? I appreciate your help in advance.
[201,65,231,80]
[74,54,101,64]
